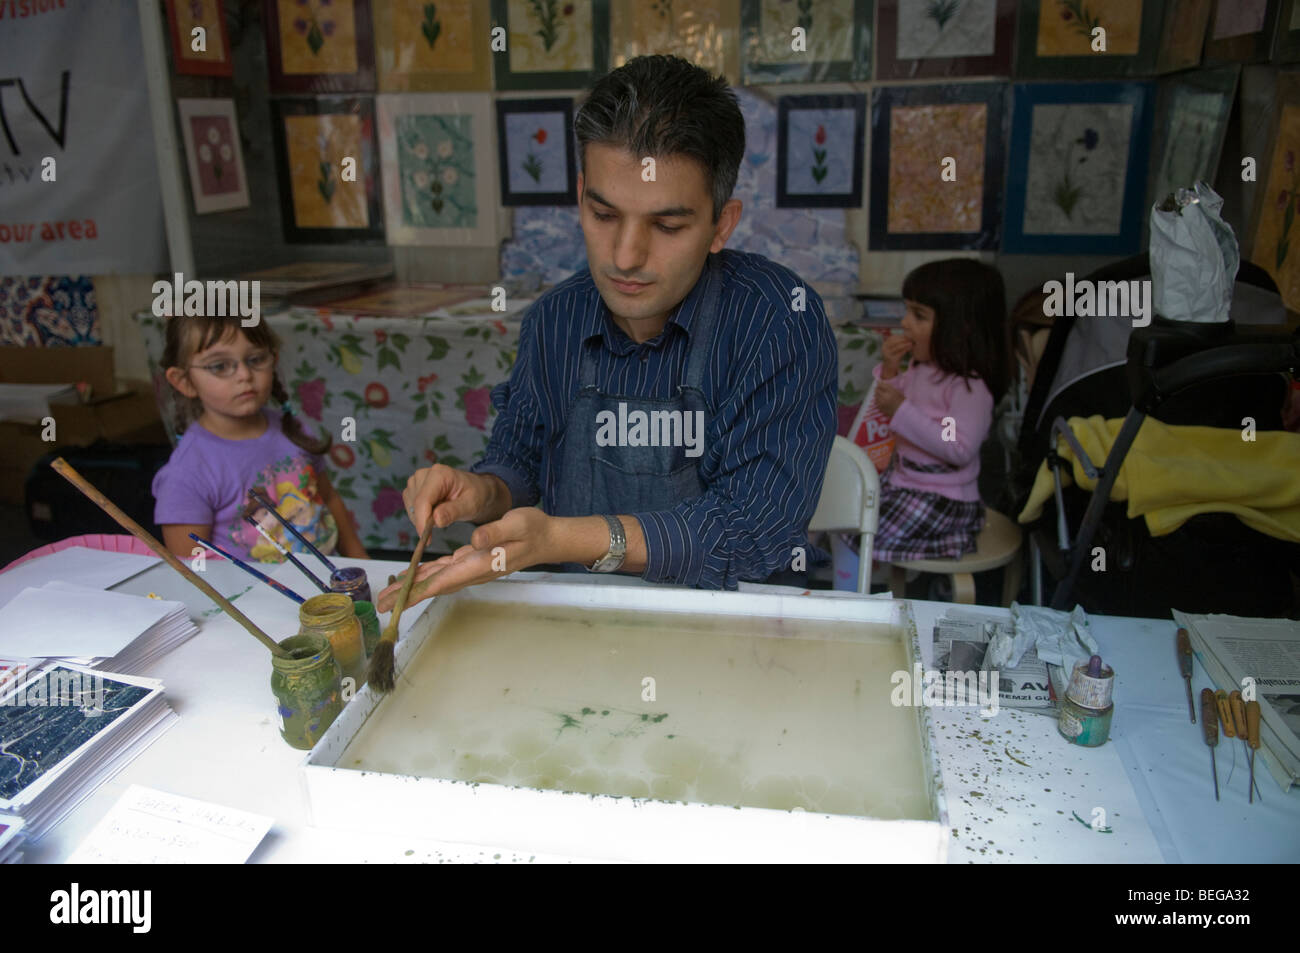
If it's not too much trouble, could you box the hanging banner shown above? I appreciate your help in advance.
[0,0,167,275]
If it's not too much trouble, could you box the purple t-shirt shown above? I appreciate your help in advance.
[152,409,338,563]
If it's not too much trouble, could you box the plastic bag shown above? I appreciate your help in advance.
[1150,181,1239,323]
[848,376,895,473]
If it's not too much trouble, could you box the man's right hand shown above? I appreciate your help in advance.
[401,466,511,535]
[880,331,912,379]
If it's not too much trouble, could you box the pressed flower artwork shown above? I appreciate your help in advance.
[177,98,249,213]
[284,113,370,228]
[776,95,865,207]
[888,104,986,232]
[1150,69,1236,207]
[508,0,593,71]
[497,98,577,204]
[394,115,477,229]
[166,0,233,75]
[377,0,486,89]
[1022,103,1131,234]
[1254,106,1300,311]
[611,0,739,82]
[744,0,861,74]
[277,0,358,74]
[896,0,998,58]
[1035,0,1142,56]
[377,94,501,245]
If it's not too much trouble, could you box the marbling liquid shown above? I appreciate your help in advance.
[339,600,932,819]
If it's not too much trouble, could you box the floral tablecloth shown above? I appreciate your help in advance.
[135,309,883,554]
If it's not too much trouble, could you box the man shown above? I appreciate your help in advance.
[376,55,837,611]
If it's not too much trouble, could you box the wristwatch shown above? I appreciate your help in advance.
[589,514,627,573]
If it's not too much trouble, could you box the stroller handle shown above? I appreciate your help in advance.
[1127,327,1299,414]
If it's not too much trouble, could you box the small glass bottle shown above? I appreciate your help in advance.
[329,566,373,604]
[298,593,365,689]
[270,633,342,750]
[354,600,381,660]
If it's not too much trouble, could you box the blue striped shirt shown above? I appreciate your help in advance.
[470,248,838,589]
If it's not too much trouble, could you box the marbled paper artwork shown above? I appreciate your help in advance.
[888,103,986,232]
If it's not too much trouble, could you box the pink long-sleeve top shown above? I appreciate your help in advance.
[873,361,992,502]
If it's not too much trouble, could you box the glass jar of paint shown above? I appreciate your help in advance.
[329,566,373,604]
[270,634,342,750]
[354,600,381,660]
[298,593,365,688]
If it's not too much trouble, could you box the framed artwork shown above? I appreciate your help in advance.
[875,0,1017,79]
[271,98,384,244]
[1002,81,1155,255]
[1148,66,1238,208]
[612,0,740,84]
[1277,0,1300,61]
[177,98,250,214]
[264,0,376,93]
[491,0,611,90]
[869,83,1006,250]
[776,94,866,209]
[1203,0,1279,64]
[376,93,501,246]
[1015,0,1162,78]
[373,0,492,91]
[1154,0,1212,73]
[496,97,578,206]
[741,0,871,83]
[1250,72,1300,311]
[165,0,233,76]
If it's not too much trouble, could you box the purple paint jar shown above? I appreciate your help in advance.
[329,566,373,604]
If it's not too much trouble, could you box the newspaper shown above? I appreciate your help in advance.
[1172,611,1300,792]
[932,613,1054,710]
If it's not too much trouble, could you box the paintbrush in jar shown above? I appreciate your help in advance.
[188,533,306,604]
[247,489,338,573]
[243,515,331,593]
[367,521,434,693]
[48,458,289,658]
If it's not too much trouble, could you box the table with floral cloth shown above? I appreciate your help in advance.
[135,308,884,554]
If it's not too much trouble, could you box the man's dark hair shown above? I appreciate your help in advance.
[573,55,745,222]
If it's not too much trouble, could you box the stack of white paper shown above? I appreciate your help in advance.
[0,583,198,676]
[68,785,272,864]
[0,546,160,611]
[0,664,176,841]
[0,815,26,863]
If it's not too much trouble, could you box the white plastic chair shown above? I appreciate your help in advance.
[808,436,881,593]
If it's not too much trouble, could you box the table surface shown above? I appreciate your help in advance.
[22,556,1300,864]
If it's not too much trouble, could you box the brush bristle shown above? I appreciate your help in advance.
[367,638,397,693]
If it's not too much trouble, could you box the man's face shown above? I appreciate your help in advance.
[578,143,740,339]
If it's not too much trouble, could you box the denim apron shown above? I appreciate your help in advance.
[551,255,722,519]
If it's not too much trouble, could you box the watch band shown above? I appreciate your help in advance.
[589,514,627,573]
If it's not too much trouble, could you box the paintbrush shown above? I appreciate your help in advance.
[49,458,289,658]
[247,489,338,573]
[243,515,331,593]
[188,533,306,604]
[367,521,434,693]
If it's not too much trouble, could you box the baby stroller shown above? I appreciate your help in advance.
[1013,253,1300,618]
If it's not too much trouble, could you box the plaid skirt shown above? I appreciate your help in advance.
[841,454,984,563]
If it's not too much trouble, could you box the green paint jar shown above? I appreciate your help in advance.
[270,634,342,750]
[299,593,366,689]
[355,600,381,660]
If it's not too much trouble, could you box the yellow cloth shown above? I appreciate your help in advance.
[1018,415,1300,542]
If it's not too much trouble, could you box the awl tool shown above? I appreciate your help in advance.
[1176,628,1195,723]
[1246,699,1262,805]
[1201,688,1219,801]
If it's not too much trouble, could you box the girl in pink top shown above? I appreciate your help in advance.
[863,259,1011,563]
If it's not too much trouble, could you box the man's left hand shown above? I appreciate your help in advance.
[375,506,555,611]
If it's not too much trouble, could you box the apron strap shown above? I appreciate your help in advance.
[682,254,724,394]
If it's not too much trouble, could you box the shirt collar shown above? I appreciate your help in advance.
[580,253,716,353]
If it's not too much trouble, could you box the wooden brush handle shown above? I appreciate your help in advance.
[382,521,435,641]
[51,457,289,658]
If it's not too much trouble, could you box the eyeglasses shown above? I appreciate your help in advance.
[189,350,274,378]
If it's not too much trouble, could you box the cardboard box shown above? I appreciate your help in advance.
[0,347,167,504]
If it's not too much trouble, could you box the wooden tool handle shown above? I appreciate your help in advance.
[1215,689,1235,738]
[51,457,289,658]
[381,521,435,641]
[1245,700,1261,750]
[1201,689,1218,746]
[1176,628,1192,677]
[1229,690,1247,738]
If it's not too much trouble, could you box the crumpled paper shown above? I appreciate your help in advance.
[1150,181,1239,323]
[987,603,1098,697]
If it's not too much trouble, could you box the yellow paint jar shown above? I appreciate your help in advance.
[298,593,365,690]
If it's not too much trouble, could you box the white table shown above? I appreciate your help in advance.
[22,557,1300,863]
